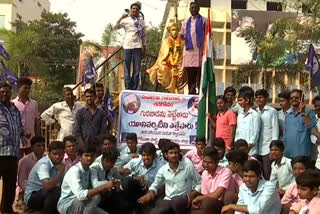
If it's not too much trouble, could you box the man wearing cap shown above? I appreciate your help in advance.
[115,1,146,90]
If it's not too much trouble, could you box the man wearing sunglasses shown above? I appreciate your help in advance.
[284,89,316,159]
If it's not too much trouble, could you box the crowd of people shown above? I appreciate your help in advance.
[0,75,320,214]
[0,1,320,214]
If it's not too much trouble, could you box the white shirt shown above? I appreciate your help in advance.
[41,101,83,141]
[270,156,295,191]
[257,105,279,155]
[235,108,261,156]
[310,114,320,169]
[115,16,146,49]
[278,108,292,141]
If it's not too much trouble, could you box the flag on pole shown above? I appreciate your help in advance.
[307,44,320,89]
[0,43,10,60]
[197,9,216,137]
[82,56,95,85]
[102,88,115,122]
[1,61,17,88]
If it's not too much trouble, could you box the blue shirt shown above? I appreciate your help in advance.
[284,108,316,158]
[123,156,164,187]
[257,105,279,155]
[149,157,201,200]
[0,103,23,157]
[24,156,59,204]
[235,180,281,214]
[156,150,167,166]
[235,108,261,156]
[115,145,141,168]
[57,162,91,214]
[90,161,120,188]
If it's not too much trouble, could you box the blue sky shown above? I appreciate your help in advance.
[49,0,167,42]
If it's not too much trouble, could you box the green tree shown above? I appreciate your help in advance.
[11,11,84,109]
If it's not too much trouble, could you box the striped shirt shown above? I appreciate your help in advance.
[0,103,23,157]
[72,106,107,143]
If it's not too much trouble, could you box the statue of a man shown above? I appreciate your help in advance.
[147,23,186,93]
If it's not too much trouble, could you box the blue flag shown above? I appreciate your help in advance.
[307,44,320,89]
[0,70,5,81]
[0,43,10,60]
[82,56,95,85]
[102,89,115,122]
[1,61,17,88]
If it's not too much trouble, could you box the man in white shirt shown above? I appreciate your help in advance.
[41,87,83,141]
[277,90,291,141]
[114,2,146,90]
[235,86,261,157]
[255,89,279,180]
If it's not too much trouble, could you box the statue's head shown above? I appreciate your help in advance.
[167,23,179,39]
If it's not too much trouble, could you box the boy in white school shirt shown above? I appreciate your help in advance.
[235,86,261,157]
[221,160,281,214]
[57,144,120,214]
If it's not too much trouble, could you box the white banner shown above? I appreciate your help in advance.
[119,90,198,149]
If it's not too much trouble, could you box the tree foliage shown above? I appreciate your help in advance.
[233,0,320,90]
[0,11,84,109]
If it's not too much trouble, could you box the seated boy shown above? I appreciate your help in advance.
[221,160,281,214]
[57,144,118,214]
[95,134,117,163]
[192,147,233,214]
[16,136,45,208]
[289,170,320,214]
[185,137,206,173]
[269,140,295,195]
[225,150,248,194]
[234,139,258,161]
[24,141,65,214]
[62,135,79,171]
[120,143,164,212]
[157,138,171,165]
[138,141,201,214]
[91,148,124,213]
[282,156,313,214]
[213,138,229,168]
[115,133,140,168]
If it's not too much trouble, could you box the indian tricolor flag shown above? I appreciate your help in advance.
[197,9,217,138]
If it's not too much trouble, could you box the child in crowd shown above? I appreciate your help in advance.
[216,95,237,152]
[62,135,79,171]
[90,149,123,213]
[269,140,295,196]
[281,156,313,214]
[57,144,117,214]
[221,160,281,214]
[226,150,248,194]
[224,86,241,114]
[120,143,164,213]
[16,136,45,209]
[255,89,279,180]
[115,133,140,168]
[95,134,117,163]
[157,138,171,165]
[277,90,291,141]
[289,170,320,214]
[234,139,258,161]
[24,141,65,214]
[213,138,229,168]
[137,141,201,214]
[235,87,261,157]
[185,136,206,173]
[192,147,233,214]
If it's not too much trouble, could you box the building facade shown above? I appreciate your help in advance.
[163,0,307,102]
[0,0,50,31]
